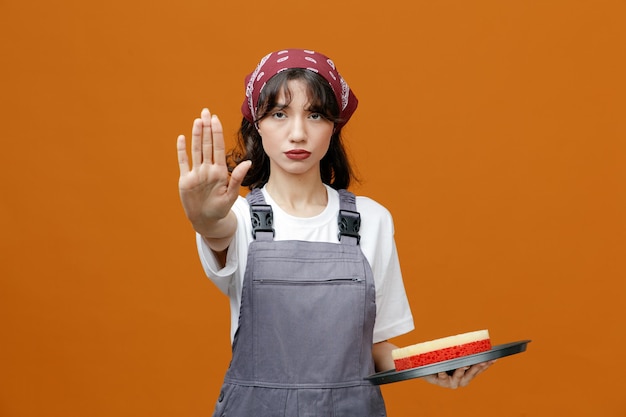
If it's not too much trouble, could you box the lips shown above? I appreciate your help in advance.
[285,149,311,160]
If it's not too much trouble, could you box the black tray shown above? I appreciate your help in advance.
[366,340,531,385]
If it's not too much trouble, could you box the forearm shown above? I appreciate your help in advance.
[372,341,397,372]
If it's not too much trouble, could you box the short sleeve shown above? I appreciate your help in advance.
[356,197,415,343]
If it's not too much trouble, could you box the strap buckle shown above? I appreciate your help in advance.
[338,209,361,244]
[250,204,275,239]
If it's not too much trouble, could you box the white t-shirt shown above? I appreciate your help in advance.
[197,185,414,344]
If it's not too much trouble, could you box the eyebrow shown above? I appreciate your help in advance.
[269,103,288,111]
[268,102,319,113]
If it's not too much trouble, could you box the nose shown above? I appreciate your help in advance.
[288,116,307,142]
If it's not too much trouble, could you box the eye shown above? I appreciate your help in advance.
[272,111,287,119]
[309,113,323,120]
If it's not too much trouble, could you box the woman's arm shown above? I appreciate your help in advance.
[372,341,397,372]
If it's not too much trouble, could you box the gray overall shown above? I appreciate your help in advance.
[212,188,386,417]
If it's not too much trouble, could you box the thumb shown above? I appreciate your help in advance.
[227,160,252,195]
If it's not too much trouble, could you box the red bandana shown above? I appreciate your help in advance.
[241,49,358,127]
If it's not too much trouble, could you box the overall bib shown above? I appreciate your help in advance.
[212,189,386,417]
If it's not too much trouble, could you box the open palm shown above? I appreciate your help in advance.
[177,108,251,234]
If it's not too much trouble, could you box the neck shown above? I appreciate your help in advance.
[265,174,328,217]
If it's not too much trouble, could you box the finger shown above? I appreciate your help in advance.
[191,117,203,168]
[433,372,455,389]
[227,160,252,196]
[468,361,491,376]
[453,366,470,378]
[201,108,213,164]
[177,135,190,175]
[459,363,490,387]
[455,366,474,387]
[449,367,469,389]
[422,373,449,388]
[211,114,227,166]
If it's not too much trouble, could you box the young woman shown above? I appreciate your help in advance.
[177,49,492,416]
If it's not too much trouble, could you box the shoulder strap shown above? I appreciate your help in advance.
[246,188,361,244]
[337,189,361,245]
[246,188,274,241]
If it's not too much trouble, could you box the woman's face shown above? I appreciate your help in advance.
[257,79,334,179]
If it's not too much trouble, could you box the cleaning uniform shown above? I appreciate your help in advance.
[211,188,386,417]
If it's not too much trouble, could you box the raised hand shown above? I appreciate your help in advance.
[177,108,251,240]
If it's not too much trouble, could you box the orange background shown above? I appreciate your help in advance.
[1,0,625,416]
